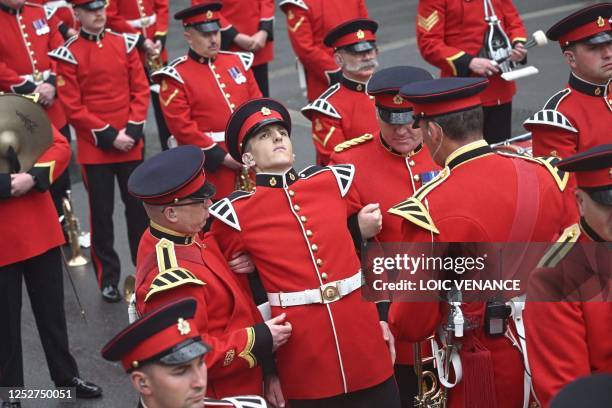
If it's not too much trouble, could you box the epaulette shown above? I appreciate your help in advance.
[496,151,570,191]
[279,0,308,11]
[543,88,571,110]
[48,43,77,65]
[204,395,267,407]
[334,133,374,153]
[151,57,187,84]
[220,51,254,71]
[537,223,580,268]
[209,191,252,231]
[301,84,342,119]
[145,239,205,302]
[122,32,140,53]
[523,109,577,133]
[298,164,354,196]
[43,4,57,20]
[387,167,450,233]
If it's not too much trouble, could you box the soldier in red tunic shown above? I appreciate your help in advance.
[524,144,612,407]
[301,18,379,165]
[330,66,439,408]
[0,0,73,221]
[153,2,262,199]
[127,145,292,399]
[102,298,269,408]
[388,77,576,408]
[0,95,101,403]
[415,0,528,143]
[524,3,611,162]
[195,0,275,97]
[209,98,400,407]
[51,0,150,302]
[105,0,172,150]
[279,0,370,102]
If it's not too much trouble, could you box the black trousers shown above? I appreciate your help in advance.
[394,364,419,408]
[0,247,78,387]
[151,90,172,151]
[81,161,148,288]
[49,124,72,218]
[483,102,512,144]
[252,63,270,97]
[290,376,401,408]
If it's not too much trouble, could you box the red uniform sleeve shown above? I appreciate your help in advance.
[55,60,114,146]
[26,125,71,192]
[246,68,263,99]
[416,0,473,77]
[389,301,441,343]
[153,0,169,37]
[531,126,578,160]
[125,45,150,139]
[311,114,345,165]
[500,0,527,44]
[0,61,33,93]
[210,218,246,262]
[157,77,217,149]
[282,5,338,85]
[145,284,263,380]
[525,302,590,407]
[105,0,139,34]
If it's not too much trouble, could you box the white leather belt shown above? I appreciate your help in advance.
[267,271,362,307]
[127,14,157,29]
[22,69,51,84]
[206,131,225,143]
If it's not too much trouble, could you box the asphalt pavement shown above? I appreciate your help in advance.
[17,1,590,407]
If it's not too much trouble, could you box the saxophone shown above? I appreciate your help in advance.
[62,190,88,267]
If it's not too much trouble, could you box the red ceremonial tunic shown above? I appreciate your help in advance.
[0,125,70,266]
[330,136,439,364]
[388,140,577,408]
[197,0,276,67]
[302,76,379,165]
[105,0,169,63]
[525,222,612,408]
[210,166,394,399]
[416,0,527,106]
[135,226,269,399]
[29,0,77,32]
[152,50,262,198]
[0,3,67,128]
[51,29,149,165]
[279,0,369,101]
[525,74,612,160]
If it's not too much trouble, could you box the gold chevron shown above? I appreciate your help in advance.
[160,89,178,107]
[289,16,305,33]
[418,11,439,32]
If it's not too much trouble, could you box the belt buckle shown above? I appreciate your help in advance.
[278,291,286,309]
[33,71,43,83]
[320,282,341,304]
[141,17,149,26]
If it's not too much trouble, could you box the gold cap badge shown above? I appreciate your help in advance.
[177,318,191,336]
[261,107,272,116]
[206,10,213,19]
[356,30,365,40]
[393,95,404,105]
[596,16,605,28]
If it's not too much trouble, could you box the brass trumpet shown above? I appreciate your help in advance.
[235,165,255,192]
[62,190,88,267]
[146,51,164,74]
[414,337,447,408]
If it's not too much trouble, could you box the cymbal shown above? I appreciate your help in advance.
[0,94,52,173]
